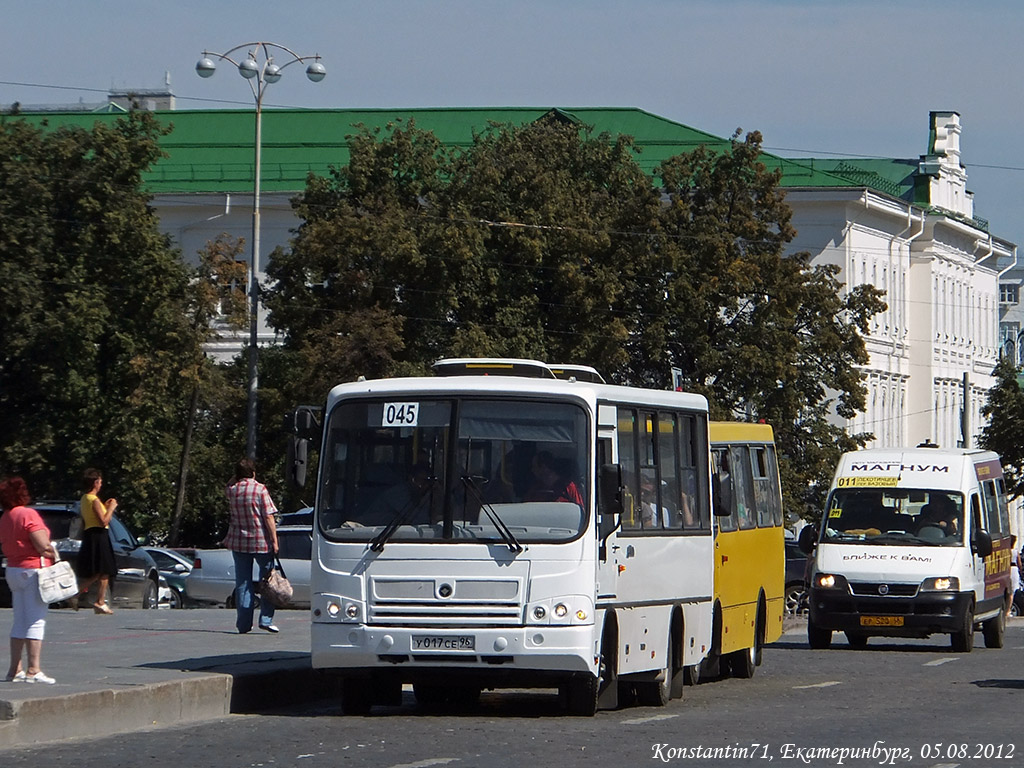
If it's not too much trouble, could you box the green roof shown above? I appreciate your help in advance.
[3,106,877,197]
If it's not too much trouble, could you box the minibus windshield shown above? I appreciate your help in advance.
[822,488,964,546]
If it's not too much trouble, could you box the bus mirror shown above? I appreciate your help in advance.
[599,463,623,519]
[287,436,309,489]
[973,529,993,559]
[711,475,730,517]
[797,525,817,555]
[285,406,322,441]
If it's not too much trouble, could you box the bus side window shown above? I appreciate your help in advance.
[751,446,774,528]
[617,407,641,531]
[731,446,756,530]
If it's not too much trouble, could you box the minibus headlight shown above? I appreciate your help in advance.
[345,603,360,619]
[553,603,568,618]
[921,577,959,592]
[814,573,848,590]
[533,606,547,620]
[326,602,341,618]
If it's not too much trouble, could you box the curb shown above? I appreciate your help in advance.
[0,665,338,750]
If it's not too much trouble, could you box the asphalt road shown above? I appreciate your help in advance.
[3,619,1023,768]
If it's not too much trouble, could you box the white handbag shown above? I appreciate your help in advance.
[37,550,79,604]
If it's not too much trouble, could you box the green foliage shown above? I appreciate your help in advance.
[0,113,205,534]
[264,119,882,523]
[979,356,1024,500]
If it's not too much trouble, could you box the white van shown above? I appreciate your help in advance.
[799,445,1013,652]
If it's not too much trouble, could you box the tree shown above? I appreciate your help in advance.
[264,118,882,523]
[0,112,204,532]
[980,356,1024,500]
[625,131,884,519]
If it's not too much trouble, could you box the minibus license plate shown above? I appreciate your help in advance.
[412,635,475,651]
[860,616,904,627]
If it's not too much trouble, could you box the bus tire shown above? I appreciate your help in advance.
[950,606,974,653]
[682,665,700,686]
[807,618,832,649]
[982,607,1005,649]
[635,635,673,706]
[726,645,756,679]
[341,677,373,716]
[566,627,617,715]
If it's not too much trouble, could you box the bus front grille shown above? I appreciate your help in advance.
[368,575,525,627]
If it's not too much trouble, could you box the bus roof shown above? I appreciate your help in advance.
[709,421,776,444]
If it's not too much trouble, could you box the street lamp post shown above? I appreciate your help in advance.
[196,42,325,460]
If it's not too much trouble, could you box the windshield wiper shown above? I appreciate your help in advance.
[461,475,523,553]
[369,480,436,552]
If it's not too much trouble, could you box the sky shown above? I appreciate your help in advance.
[3,0,1024,251]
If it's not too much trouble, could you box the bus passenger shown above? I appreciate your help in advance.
[526,452,584,508]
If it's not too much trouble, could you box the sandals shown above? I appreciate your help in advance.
[93,603,114,615]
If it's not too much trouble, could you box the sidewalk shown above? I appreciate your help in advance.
[0,607,331,750]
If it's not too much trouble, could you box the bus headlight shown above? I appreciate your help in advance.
[553,603,568,618]
[533,606,547,620]
[921,577,959,592]
[327,602,341,618]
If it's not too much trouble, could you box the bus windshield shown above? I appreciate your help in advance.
[822,488,964,546]
[318,397,589,544]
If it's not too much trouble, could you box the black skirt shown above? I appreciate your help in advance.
[77,526,117,580]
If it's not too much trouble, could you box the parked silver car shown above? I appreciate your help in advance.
[184,525,311,608]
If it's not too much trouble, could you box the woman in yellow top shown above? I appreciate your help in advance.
[76,468,118,614]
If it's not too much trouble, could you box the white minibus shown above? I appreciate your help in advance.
[800,445,1012,652]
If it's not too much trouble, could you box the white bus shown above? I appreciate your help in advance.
[297,358,715,715]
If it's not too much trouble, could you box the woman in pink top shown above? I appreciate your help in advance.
[0,477,58,684]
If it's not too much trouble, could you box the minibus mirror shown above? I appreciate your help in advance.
[973,529,993,559]
[797,525,818,555]
[599,463,623,524]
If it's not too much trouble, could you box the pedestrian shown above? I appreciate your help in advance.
[75,467,118,614]
[0,476,58,684]
[224,458,280,634]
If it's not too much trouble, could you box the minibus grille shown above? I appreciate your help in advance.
[368,576,524,627]
[849,582,919,598]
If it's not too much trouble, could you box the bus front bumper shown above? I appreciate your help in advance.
[311,622,596,677]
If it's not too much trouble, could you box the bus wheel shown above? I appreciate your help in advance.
[950,606,975,653]
[726,645,756,679]
[807,619,832,649]
[681,665,700,686]
[982,608,1005,649]
[635,637,673,706]
[566,631,617,715]
[845,631,868,649]
[341,677,373,715]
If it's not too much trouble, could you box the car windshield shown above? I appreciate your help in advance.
[318,397,589,544]
[822,488,964,546]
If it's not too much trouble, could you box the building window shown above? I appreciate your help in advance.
[1000,283,1019,304]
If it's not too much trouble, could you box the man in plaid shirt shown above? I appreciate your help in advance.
[224,458,280,634]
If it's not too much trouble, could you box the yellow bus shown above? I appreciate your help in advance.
[707,421,786,677]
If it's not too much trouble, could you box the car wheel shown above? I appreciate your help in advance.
[142,579,159,610]
[784,584,807,616]
[169,587,183,609]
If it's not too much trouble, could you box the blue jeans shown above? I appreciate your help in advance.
[231,550,276,632]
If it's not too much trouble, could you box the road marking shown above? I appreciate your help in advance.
[793,681,841,689]
[622,714,679,725]
[923,657,959,667]
[930,763,960,767]
[386,760,460,768]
